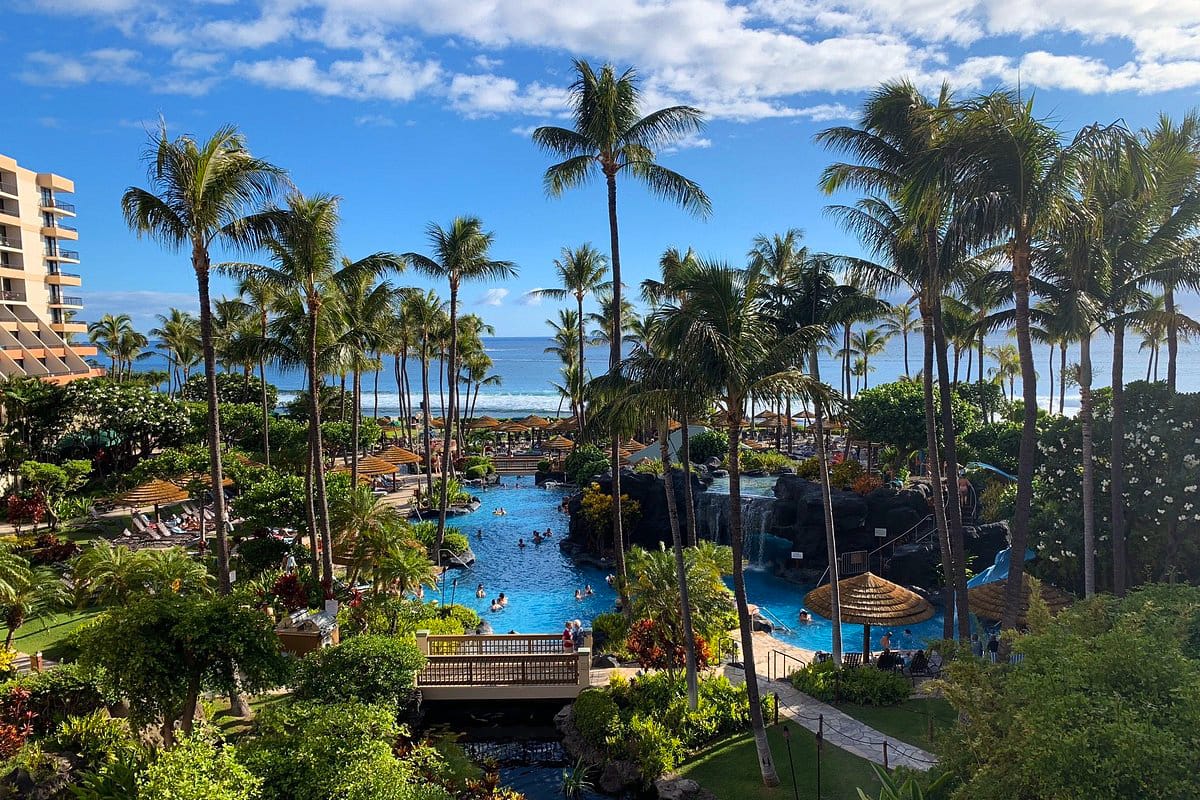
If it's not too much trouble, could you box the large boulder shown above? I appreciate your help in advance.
[656,777,718,800]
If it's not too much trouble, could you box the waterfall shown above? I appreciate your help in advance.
[693,491,779,567]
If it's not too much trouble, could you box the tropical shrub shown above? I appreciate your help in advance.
[687,429,728,464]
[460,455,495,475]
[852,474,884,495]
[181,372,277,408]
[578,484,641,552]
[795,456,821,480]
[293,635,425,709]
[960,420,1022,475]
[49,710,136,771]
[591,612,628,652]
[139,733,261,800]
[464,465,487,480]
[849,381,980,455]
[0,664,107,735]
[632,458,664,475]
[830,459,866,488]
[563,444,608,486]
[626,618,711,670]
[65,378,188,466]
[789,661,909,705]
[236,536,293,579]
[740,450,795,474]
[536,459,553,474]
[337,597,477,638]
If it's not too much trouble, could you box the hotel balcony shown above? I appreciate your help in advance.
[0,235,20,253]
[0,208,19,227]
[46,271,82,287]
[40,223,77,241]
[50,321,87,335]
[46,249,80,263]
[0,181,16,199]
[49,296,83,308]
[39,198,76,216]
[0,291,26,303]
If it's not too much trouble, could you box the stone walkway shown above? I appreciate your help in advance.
[724,632,938,771]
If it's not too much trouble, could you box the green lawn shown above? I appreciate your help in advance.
[678,723,883,800]
[11,608,102,659]
[833,699,955,751]
[208,692,290,738]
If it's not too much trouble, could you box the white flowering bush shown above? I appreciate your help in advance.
[1031,382,1200,592]
[64,378,188,466]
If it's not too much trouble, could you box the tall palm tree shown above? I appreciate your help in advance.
[545,309,583,419]
[879,302,920,376]
[405,217,515,564]
[235,276,277,463]
[656,259,829,788]
[528,244,610,435]
[121,125,285,594]
[226,193,400,588]
[88,313,147,380]
[404,290,446,497]
[150,308,200,395]
[820,81,971,638]
[850,326,891,390]
[534,60,711,597]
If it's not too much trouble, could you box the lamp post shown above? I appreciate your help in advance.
[781,724,800,800]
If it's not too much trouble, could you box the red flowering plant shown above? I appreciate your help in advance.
[625,618,711,672]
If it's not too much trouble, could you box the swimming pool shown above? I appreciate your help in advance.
[435,476,944,653]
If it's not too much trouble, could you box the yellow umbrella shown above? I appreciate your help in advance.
[805,572,934,658]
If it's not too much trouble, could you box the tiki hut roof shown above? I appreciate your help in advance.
[378,446,421,465]
[354,456,399,476]
[968,579,1074,626]
[495,422,530,434]
[545,435,575,451]
[115,479,189,507]
[172,471,234,489]
[470,416,500,429]
[520,415,551,428]
[804,572,934,627]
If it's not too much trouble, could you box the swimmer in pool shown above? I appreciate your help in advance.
[574,589,583,601]
[518,538,526,548]
[798,609,812,624]
[490,599,502,612]
[498,593,508,607]
[584,584,593,597]
[476,583,486,598]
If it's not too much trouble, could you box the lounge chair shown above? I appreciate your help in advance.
[842,652,864,668]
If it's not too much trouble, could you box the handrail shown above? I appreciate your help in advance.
[767,648,808,681]
[868,513,935,574]
[758,604,792,634]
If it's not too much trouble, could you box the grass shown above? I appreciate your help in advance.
[207,692,290,738]
[678,723,883,800]
[11,608,102,660]
[833,699,955,751]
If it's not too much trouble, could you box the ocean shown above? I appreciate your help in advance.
[115,333,1200,419]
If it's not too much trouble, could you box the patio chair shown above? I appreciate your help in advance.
[842,652,864,668]
[130,516,149,534]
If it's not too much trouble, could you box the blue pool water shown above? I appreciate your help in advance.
[435,476,945,653]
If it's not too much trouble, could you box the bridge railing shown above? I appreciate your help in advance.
[425,633,569,655]
[415,631,592,695]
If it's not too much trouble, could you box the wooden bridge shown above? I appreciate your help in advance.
[414,631,592,701]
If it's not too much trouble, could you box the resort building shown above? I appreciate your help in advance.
[0,153,100,383]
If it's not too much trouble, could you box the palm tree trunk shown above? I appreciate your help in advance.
[902,330,910,376]
[920,309,955,639]
[304,425,320,577]
[727,401,779,787]
[339,374,347,423]
[661,420,699,710]
[259,310,271,466]
[1079,331,1096,597]
[436,285,459,564]
[577,294,587,435]
[1058,343,1066,416]
[932,304,970,640]
[1146,345,1154,382]
[1048,343,1056,414]
[810,351,842,665]
[604,169,627,604]
[965,344,973,384]
[192,247,231,594]
[679,418,699,547]
[1001,247,1039,640]
[785,397,794,454]
[1166,285,1178,393]
[373,363,380,418]
[308,303,335,590]
[1110,318,1128,596]
[421,348,434,498]
[351,368,361,485]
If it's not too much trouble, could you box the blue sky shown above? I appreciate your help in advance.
[5,0,1200,335]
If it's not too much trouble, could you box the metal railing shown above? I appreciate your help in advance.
[48,249,79,260]
[0,182,15,196]
[51,221,77,232]
[0,236,20,248]
[767,648,809,681]
[867,513,935,575]
[418,653,580,686]
[427,633,567,656]
[0,291,26,302]
[41,199,75,213]
[59,296,83,306]
[50,270,80,278]
[758,605,793,634]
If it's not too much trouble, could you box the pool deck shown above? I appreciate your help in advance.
[728,632,939,771]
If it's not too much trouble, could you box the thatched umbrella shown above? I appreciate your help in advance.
[470,416,500,430]
[115,479,189,521]
[623,438,644,451]
[805,571,934,658]
[549,418,577,434]
[969,579,1074,627]
[378,446,421,465]
[172,471,234,489]
[546,435,574,451]
[521,415,551,429]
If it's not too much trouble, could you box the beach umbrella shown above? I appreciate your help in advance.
[114,479,189,521]
[623,438,644,450]
[172,471,234,490]
[470,416,500,430]
[968,579,1073,627]
[804,571,934,659]
[546,435,574,451]
[353,456,399,477]
[495,422,529,434]
[549,418,577,433]
[378,446,421,465]
[520,415,551,429]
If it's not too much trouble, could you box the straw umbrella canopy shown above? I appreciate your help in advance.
[805,572,934,659]
[114,479,189,520]
[496,422,530,434]
[352,456,399,477]
[521,415,551,429]
[623,438,644,450]
[470,415,500,430]
[969,579,1073,627]
[172,471,234,489]
[378,446,421,465]
[546,435,574,451]
[549,418,577,433]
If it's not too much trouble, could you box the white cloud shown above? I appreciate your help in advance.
[518,292,543,307]
[476,288,509,306]
[21,48,145,86]
[510,124,541,137]
[355,113,397,126]
[662,131,713,153]
[446,73,570,117]
[234,49,442,100]
[473,54,504,69]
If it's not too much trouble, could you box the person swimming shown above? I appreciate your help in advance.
[517,538,526,548]
[490,599,502,612]
[798,609,812,624]
[493,507,506,516]
[533,533,544,544]
[476,583,486,598]
[584,584,593,597]
[498,593,508,607]
[574,589,583,601]
[545,527,553,538]
[476,528,484,539]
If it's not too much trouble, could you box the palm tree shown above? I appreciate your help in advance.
[2,567,69,648]
[850,326,891,390]
[528,244,610,434]
[879,302,920,376]
[88,313,147,380]
[150,308,200,397]
[121,125,286,594]
[656,259,829,788]
[404,290,446,497]
[534,59,711,597]
[405,217,515,564]
[820,81,971,638]
[236,276,278,463]
[226,193,401,588]
[545,309,583,419]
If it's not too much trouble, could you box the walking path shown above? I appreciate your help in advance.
[724,632,938,771]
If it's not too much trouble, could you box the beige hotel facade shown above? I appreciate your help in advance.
[0,153,101,383]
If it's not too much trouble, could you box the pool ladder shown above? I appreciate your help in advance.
[758,605,793,634]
